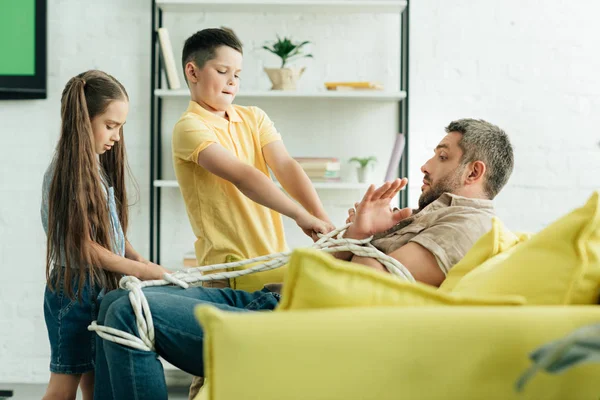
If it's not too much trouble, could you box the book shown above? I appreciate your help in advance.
[157,27,181,90]
[324,81,383,91]
[384,133,406,181]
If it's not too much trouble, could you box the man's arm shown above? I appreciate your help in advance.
[351,242,445,286]
[196,143,331,236]
[262,141,332,224]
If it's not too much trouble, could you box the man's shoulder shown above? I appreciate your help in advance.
[422,194,495,228]
[439,193,495,211]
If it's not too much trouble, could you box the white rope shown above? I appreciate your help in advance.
[88,224,415,351]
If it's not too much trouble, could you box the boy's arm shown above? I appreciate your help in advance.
[196,143,332,236]
[262,141,332,225]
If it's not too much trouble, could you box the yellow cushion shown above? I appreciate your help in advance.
[452,191,600,305]
[276,248,525,310]
[440,217,523,292]
[195,305,600,400]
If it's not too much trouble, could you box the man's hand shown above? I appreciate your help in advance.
[346,178,412,239]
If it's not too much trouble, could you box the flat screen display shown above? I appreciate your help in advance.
[0,0,47,100]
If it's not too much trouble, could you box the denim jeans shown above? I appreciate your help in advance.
[94,285,280,400]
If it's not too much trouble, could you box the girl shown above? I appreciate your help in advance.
[41,70,168,400]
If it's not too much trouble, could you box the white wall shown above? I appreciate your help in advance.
[0,0,152,382]
[1,0,600,383]
[408,0,600,231]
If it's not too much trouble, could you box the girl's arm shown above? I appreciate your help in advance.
[125,240,148,263]
[262,141,333,226]
[196,143,332,236]
[88,241,167,280]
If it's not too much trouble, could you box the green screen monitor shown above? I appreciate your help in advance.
[0,0,47,100]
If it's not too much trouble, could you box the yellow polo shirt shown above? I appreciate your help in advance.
[172,101,288,278]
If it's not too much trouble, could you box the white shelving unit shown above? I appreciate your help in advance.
[150,0,410,262]
[155,88,406,101]
[154,179,375,190]
[156,0,407,14]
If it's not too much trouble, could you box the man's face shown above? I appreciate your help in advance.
[418,132,465,210]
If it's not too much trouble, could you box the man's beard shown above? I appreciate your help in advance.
[417,167,464,211]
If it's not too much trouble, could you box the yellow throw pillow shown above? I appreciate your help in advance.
[452,191,600,305]
[277,248,525,310]
[440,217,522,292]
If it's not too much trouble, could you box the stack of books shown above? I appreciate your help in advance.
[294,157,341,182]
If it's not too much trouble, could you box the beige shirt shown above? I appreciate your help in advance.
[371,193,495,275]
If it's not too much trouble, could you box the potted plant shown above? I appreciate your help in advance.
[262,36,313,90]
[349,156,377,183]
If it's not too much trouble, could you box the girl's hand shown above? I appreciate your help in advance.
[139,262,170,281]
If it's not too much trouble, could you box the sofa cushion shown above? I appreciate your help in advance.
[440,217,526,291]
[276,248,525,310]
[452,191,600,305]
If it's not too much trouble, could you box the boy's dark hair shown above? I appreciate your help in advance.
[181,28,243,76]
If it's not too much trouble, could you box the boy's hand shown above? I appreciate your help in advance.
[296,212,335,241]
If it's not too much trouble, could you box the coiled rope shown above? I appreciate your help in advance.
[89,224,415,351]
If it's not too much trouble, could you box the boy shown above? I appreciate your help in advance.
[173,27,333,282]
[172,28,333,394]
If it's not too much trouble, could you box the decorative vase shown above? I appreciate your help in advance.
[357,167,371,183]
[264,67,306,90]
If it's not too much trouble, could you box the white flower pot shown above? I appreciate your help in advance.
[357,167,372,183]
[264,67,306,90]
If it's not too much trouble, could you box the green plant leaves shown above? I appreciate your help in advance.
[349,156,377,168]
[262,36,313,68]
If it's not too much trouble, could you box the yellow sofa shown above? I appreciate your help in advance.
[195,305,600,400]
[193,192,600,400]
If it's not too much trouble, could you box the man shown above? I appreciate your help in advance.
[93,119,514,399]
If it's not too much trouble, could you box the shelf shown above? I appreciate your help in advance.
[154,179,374,190]
[155,89,406,102]
[156,0,407,14]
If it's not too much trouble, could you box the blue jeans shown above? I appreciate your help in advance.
[94,285,280,400]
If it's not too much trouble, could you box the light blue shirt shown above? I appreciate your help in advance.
[41,161,126,267]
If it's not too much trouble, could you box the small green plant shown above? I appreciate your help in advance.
[262,36,313,68]
[349,156,377,169]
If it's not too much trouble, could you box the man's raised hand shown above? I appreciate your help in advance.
[349,178,412,238]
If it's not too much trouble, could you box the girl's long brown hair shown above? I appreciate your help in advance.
[46,70,130,298]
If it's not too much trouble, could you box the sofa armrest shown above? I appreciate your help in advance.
[196,306,600,400]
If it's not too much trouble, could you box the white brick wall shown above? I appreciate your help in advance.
[1,0,600,383]
[0,0,152,383]
[409,0,600,232]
